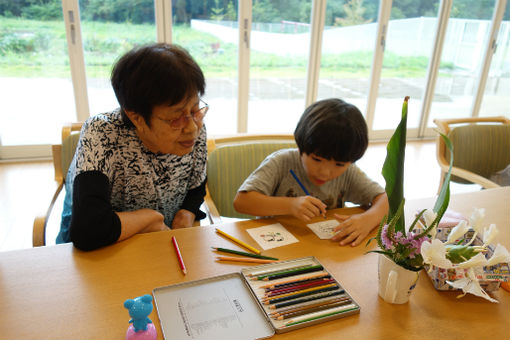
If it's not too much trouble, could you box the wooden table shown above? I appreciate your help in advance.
[1,187,509,339]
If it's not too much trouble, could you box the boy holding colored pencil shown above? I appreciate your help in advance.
[233,98,388,247]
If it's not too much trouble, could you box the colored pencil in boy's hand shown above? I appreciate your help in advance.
[289,169,327,219]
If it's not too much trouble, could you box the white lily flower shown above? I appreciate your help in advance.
[446,220,469,245]
[486,244,510,266]
[469,208,485,233]
[483,224,499,246]
[423,209,437,227]
[447,268,498,303]
[422,209,437,239]
[456,252,487,269]
[421,239,453,268]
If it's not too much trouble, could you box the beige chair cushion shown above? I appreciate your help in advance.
[447,124,510,184]
[207,141,296,218]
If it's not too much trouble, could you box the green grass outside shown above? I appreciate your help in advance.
[0,17,452,79]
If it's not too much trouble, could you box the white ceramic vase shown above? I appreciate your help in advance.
[378,254,420,304]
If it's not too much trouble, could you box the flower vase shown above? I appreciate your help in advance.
[378,254,420,304]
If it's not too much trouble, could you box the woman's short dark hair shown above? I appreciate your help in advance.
[111,43,205,127]
[294,98,368,163]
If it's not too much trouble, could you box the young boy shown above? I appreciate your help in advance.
[233,98,388,247]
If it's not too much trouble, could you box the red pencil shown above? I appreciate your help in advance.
[265,279,336,297]
[171,236,187,275]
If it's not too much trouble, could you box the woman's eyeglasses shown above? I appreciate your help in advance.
[167,99,209,130]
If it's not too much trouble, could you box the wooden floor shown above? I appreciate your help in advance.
[0,140,480,252]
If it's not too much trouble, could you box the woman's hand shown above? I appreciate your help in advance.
[117,209,168,241]
[142,213,168,233]
[171,209,196,229]
[290,196,327,221]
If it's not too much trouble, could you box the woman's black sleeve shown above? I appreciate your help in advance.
[70,171,121,251]
[180,178,207,220]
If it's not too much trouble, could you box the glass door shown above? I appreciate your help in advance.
[371,0,441,135]
[78,1,158,118]
[317,0,381,118]
[247,0,312,134]
[473,1,509,118]
[173,0,239,135]
[427,0,497,124]
[0,1,76,159]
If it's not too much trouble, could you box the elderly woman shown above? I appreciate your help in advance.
[56,43,208,251]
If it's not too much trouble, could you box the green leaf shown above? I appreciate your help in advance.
[433,132,453,221]
[409,209,426,233]
[445,244,479,263]
[381,97,408,233]
[365,249,393,257]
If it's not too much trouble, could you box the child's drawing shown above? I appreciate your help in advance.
[247,223,299,250]
[307,219,340,239]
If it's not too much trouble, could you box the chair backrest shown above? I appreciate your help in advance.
[61,133,81,182]
[435,116,510,186]
[54,122,83,184]
[207,135,296,219]
[446,124,510,183]
[33,122,83,247]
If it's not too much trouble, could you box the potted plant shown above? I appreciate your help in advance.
[368,96,510,304]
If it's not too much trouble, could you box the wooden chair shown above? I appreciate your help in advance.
[433,116,510,192]
[204,134,296,224]
[33,122,83,246]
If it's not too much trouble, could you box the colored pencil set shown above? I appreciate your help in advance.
[214,228,279,264]
[242,258,360,329]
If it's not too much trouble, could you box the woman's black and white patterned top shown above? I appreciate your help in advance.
[57,109,207,249]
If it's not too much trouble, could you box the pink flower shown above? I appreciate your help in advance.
[381,225,393,249]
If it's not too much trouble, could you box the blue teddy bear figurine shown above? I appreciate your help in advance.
[124,294,154,332]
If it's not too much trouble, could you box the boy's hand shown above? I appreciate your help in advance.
[331,213,376,246]
[290,196,327,221]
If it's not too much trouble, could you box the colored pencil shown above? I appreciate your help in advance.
[248,263,316,278]
[270,296,351,316]
[261,265,324,281]
[215,228,261,254]
[216,256,277,264]
[265,278,336,297]
[284,304,359,326]
[264,285,340,305]
[263,283,337,302]
[264,281,336,299]
[265,276,332,292]
[275,297,351,316]
[270,290,346,309]
[265,277,334,293]
[276,299,353,320]
[289,169,310,195]
[259,272,331,289]
[290,169,326,219]
[171,236,186,275]
[270,296,349,316]
[211,247,278,260]
[266,275,332,291]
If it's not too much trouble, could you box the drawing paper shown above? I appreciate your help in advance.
[306,220,340,239]
[246,223,299,250]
